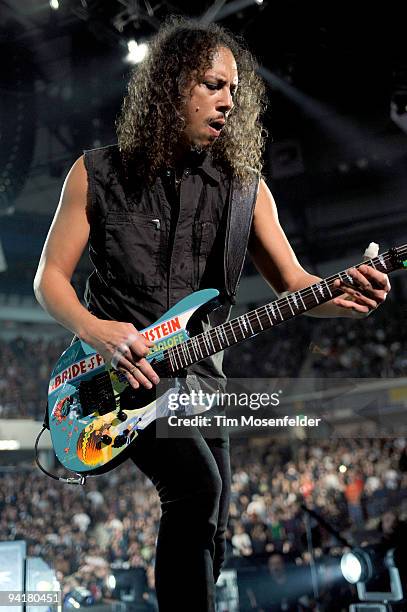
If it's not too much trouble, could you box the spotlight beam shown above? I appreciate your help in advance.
[214,0,265,22]
[257,65,394,162]
[200,0,228,25]
[143,0,154,17]
[113,0,161,31]
[258,66,333,120]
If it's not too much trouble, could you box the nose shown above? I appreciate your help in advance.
[217,87,234,114]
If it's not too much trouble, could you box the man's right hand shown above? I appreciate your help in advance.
[83,318,159,390]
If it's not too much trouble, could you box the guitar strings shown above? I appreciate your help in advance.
[168,251,397,367]
[170,249,402,370]
[157,247,406,374]
[160,249,404,373]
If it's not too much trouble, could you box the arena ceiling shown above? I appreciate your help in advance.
[1,1,406,203]
[0,0,406,282]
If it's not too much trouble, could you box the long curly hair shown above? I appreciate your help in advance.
[116,17,266,186]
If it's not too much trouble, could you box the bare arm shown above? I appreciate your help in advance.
[33,157,158,389]
[248,179,390,317]
[34,157,95,335]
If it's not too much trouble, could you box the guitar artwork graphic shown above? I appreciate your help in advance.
[47,245,407,476]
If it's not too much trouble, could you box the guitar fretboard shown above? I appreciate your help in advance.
[156,246,405,375]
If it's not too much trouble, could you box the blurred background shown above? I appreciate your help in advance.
[0,1,407,610]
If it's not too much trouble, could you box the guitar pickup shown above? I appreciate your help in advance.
[78,372,116,416]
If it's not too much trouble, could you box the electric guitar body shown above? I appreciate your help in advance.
[47,289,219,476]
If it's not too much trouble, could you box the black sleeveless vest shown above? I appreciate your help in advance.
[83,144,259,382]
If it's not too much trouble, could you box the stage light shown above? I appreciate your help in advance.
[341,551,365,583]
[254,0,264,4]
[340,546,403,602]
[125,40,148,64]
[49,0,59,9]
[339,464,347,473]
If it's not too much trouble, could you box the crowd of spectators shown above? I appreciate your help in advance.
[0,335,68,419]
[0,300,404,421]
[224,315,311,379]
[1,437,406,610]
[309,301,407,378]
[0,300,406,608]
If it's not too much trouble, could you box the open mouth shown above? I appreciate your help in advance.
[208,119,225,137]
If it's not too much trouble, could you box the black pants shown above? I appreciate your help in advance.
[129,416,231,612]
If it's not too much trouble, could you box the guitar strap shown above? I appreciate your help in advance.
[43,403,50,429]
[224,173,260,305]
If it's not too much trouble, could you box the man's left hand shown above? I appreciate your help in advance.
[332,264,391,316]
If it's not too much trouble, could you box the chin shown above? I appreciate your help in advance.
[190,141,212,153]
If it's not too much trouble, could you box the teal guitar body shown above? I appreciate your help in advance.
[47,289,219,476]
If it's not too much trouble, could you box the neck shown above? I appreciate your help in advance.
[171,139,208,166]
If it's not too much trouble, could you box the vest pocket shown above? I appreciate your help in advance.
[105,211,162,289]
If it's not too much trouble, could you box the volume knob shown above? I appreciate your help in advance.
[100,434,112,445]
[113,434,127,448]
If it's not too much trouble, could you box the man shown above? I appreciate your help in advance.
[34,17,390,612]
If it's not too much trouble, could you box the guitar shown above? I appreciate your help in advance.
[47,245,407,475]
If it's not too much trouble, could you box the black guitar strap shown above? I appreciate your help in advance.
[42,403,50,429]
[224,172,260,305]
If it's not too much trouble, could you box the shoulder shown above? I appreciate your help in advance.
[83,143,122,174]
[254,177,277,212]
[62,155,88,196]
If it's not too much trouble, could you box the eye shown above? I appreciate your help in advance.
[204,82,218,90]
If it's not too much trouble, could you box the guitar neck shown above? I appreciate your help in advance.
[161,247,405,375]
